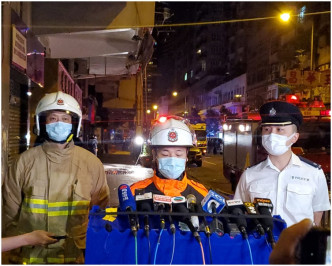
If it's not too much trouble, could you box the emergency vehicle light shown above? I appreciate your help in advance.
[223,124,232,131]
[320,110,331,116]
[239,124,251,132]
[159,116,167,123]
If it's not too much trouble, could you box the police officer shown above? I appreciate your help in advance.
[130,116,208,201]
[234,101,330,227]
[2,91,110,264]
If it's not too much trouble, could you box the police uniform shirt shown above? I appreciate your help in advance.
[234,153,330,227]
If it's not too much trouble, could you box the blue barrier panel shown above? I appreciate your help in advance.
[85,207,286,264]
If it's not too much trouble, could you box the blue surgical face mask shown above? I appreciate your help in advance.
[158,157,186,180]
[46,122,73,142]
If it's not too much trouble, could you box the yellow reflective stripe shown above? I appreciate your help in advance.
[48,201,90,207]
[23,198,90,215]
[23,257,77,264]
[47,257,77,263]
[24,198,48,204]
[48,209,89,216]
[22,205,48,214]
[23,257,44,264]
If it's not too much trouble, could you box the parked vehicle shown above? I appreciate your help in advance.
[191,123,207,155]
[187,146,203,167]
[223,115,330,192]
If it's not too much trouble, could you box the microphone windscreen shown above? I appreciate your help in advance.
[118,184,136,211]
[201,190,226,213]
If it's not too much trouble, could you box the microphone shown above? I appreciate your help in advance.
[118,184,137,236]
[254,198,276,248]
[220,210,241,237]
[135,192,153,238]
[244,202,265,236]
[153,194,172,230]
[226,199,248,239]
[186,194,199,229]
[196,203,211,237]
[201,190,226,214]
[201,190,226,236]
[172,196,201,243]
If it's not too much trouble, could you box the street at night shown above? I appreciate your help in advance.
[2,2,330,265]
[187,154,233,197]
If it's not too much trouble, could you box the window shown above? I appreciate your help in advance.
[201,60,206,71]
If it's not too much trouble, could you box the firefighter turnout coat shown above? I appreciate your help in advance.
[2,141,110,264]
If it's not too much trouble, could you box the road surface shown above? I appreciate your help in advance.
[187,154,234,198]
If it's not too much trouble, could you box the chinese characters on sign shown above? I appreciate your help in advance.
[12,26,27,70]
[286,69,331,87]
[58,61,82,107]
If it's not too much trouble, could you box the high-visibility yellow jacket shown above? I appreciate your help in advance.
[2,141,110,264]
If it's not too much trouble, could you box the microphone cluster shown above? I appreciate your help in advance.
[117,184,277,245]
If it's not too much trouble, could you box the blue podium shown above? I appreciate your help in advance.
[85,207,286,264]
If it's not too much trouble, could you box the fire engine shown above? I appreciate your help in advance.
[191,123,207,155]
[222,94,331,192]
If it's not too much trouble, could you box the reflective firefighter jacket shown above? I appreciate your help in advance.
[130,172,208,202]
[2,141,110,264]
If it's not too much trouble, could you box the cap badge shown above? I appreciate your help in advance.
[269,107,277,116]
[57,98,64,105]
[168,129,178,142]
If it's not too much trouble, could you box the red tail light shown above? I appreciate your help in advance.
[320,110,331,116]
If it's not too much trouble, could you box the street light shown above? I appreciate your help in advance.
[280,13,290,22]
[280,12,314,70]
[152,104,158,119]
[172,91,187,116]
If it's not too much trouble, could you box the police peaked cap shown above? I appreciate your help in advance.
[259,101,303,129]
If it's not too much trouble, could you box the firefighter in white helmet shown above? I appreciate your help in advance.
[130,116,208,201]
[2,91,110,264]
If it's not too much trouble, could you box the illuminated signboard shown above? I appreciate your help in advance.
[58,61,82,107]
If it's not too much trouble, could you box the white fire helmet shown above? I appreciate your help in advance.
[35,91,82,137]
[149,116,196,147]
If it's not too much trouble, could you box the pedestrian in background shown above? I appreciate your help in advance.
[88,134,98,156]
[2,91,110,264]
[234,101,330,227]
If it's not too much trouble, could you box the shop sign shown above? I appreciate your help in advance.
[58,61,82,107]
[286,69,301,85]
[12,26,27,71]
[303,71,319,86]
[287,69,330,87]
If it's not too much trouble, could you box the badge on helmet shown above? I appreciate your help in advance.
[168,129,178,142]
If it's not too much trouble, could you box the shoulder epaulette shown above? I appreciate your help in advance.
[299,156,322,169]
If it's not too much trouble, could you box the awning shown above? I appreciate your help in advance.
[31,2,155,78]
